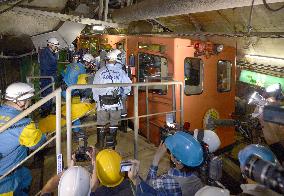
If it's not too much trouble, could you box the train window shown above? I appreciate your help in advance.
[138,43,166,53]
[138,53,168,94]
[217,60,232,92]
[184,57,204,95]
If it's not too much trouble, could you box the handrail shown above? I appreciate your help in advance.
[65,81,184,166]
[26,76,55,93]
[0,88,62,180]
[0,135,56,181]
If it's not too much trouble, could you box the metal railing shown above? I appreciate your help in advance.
[0,88,62,181]
[65,81,183,166]
[26,76,55,96]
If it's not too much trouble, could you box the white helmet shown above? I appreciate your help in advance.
[194,129,221,153]
[195,186,230,196]
[47,37,60,47]
[5,82,35,102]
[58,166,91,196]
[83,53,95,63]
[106,49,122,63]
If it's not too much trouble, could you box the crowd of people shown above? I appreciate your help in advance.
[0,37,283,196]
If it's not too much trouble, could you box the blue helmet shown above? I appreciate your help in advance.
[165,131,204,167]
[238,144,278,169]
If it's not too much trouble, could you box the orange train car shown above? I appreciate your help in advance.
[86,34,236,149]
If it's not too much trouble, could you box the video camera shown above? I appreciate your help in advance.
[75,137,92,162]
[159,124,179,143]
[243,154,284,194]
[198,141,223,185]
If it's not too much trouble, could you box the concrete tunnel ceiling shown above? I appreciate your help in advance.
[112,0,284,67]
[0,0,67,55]
[0,0,283,69]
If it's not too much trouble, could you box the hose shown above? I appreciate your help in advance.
[263,0,284,11]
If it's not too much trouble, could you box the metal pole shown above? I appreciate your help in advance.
[172,84,176,122]
[0,135,56,181]
[134,86,139,159]
[104,0,109,21]
[0,89,61,133]
[26,76,55,94]
[146,78,150,141]
[66,81,182,90]
[66,88,72,166]
[180,83,184,126]
[99,0,104,20]
[55,88,62,168]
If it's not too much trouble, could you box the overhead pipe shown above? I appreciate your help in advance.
[112,0,284,23]
[104,0,109,21]
[99,0,104,20]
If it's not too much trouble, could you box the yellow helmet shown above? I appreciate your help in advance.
[96,149,124,187]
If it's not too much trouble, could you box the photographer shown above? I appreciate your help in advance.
[40,146,158,196]
[40,147,99,196]
[249,83,284,163]
[238,144,282,196]
[146,131,204,195]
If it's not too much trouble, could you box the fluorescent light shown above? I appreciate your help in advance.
[93,25,105,31]
[245,54,284,61]
[266,83,280,93]
[248,91,267,106]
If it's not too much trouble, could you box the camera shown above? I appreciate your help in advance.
[75,137,92,162]
[199,142,222,185]
[160,124,180,142]
[243,154,284,194]
[120,161,133,172]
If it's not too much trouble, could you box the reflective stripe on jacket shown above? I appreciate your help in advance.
[0,105,46,175]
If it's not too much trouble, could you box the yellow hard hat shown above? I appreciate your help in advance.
[77,74,88,85]
[96,149,124,187]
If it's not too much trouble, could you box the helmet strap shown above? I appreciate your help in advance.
[196,130,204,142]
[15,100,26,110]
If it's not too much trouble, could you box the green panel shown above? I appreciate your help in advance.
[58,50,67,62]
[239,70,284,90]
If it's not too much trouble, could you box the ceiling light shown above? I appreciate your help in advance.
[93,25,105,31]
[214,44,224,53]
[266,83,280,93]
[248,91,267,106]
[245,54,284,62]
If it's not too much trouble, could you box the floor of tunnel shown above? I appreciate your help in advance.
[27,125,247,195]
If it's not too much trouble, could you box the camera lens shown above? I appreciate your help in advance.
[244,155,284,194]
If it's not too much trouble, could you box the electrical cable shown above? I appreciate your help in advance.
[262,0,284,11]
[247,0,255,34]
